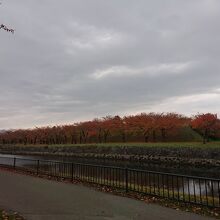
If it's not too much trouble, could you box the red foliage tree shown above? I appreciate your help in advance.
[191,113,219,144]
[157,113,190,142]
[91,119,103,143]
[110,116,133,143]
[126,113,154,142]
[101,116,114,143]
[0,112,218,145]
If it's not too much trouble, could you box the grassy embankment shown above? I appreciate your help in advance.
[12,141,220,148]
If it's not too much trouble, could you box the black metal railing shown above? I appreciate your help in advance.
[0,156,219,208]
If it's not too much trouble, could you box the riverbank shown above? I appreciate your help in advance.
[1,143,220,168]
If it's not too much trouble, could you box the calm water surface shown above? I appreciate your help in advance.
[0,153,219,178]
[0,153,219,198]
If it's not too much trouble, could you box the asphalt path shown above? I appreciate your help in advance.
[0,170,214,220]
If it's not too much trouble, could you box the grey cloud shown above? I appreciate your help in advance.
[0,0,220,129]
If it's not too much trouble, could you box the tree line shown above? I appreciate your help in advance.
[0,112,219,145]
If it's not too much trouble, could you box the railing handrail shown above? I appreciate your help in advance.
[0,155,220,182]
[0,154,220,208]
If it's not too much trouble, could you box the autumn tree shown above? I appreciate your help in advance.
[102,116,114,143]
[110,116,131,142]
[156,113,189,142]
[63,125,78,144]
[149,113,162,142]
[75,121,96,144]
[126,113,154,142]
[0,112,218,145]
[91,119,103,143]
[191,113,219,144]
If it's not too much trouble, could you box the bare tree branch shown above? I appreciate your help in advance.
[0,24,14,33]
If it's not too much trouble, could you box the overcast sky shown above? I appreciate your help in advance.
[0,0,220,129]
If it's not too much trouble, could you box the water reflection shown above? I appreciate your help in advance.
[0,153,220,178]
[0,153,219,200]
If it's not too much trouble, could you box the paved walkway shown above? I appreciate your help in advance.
[0,170,214,220]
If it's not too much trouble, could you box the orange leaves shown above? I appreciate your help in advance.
[123,113,189,142]
[191,113,218,130]
[0,112,219,145]
[191,113,219,143]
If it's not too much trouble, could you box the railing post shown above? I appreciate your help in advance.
[71,162,74,182]
[13,157,16,169]
[125,167,128,193]
[37,160,40,175]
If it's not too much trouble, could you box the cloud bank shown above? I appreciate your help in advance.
[0,0,220,129]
